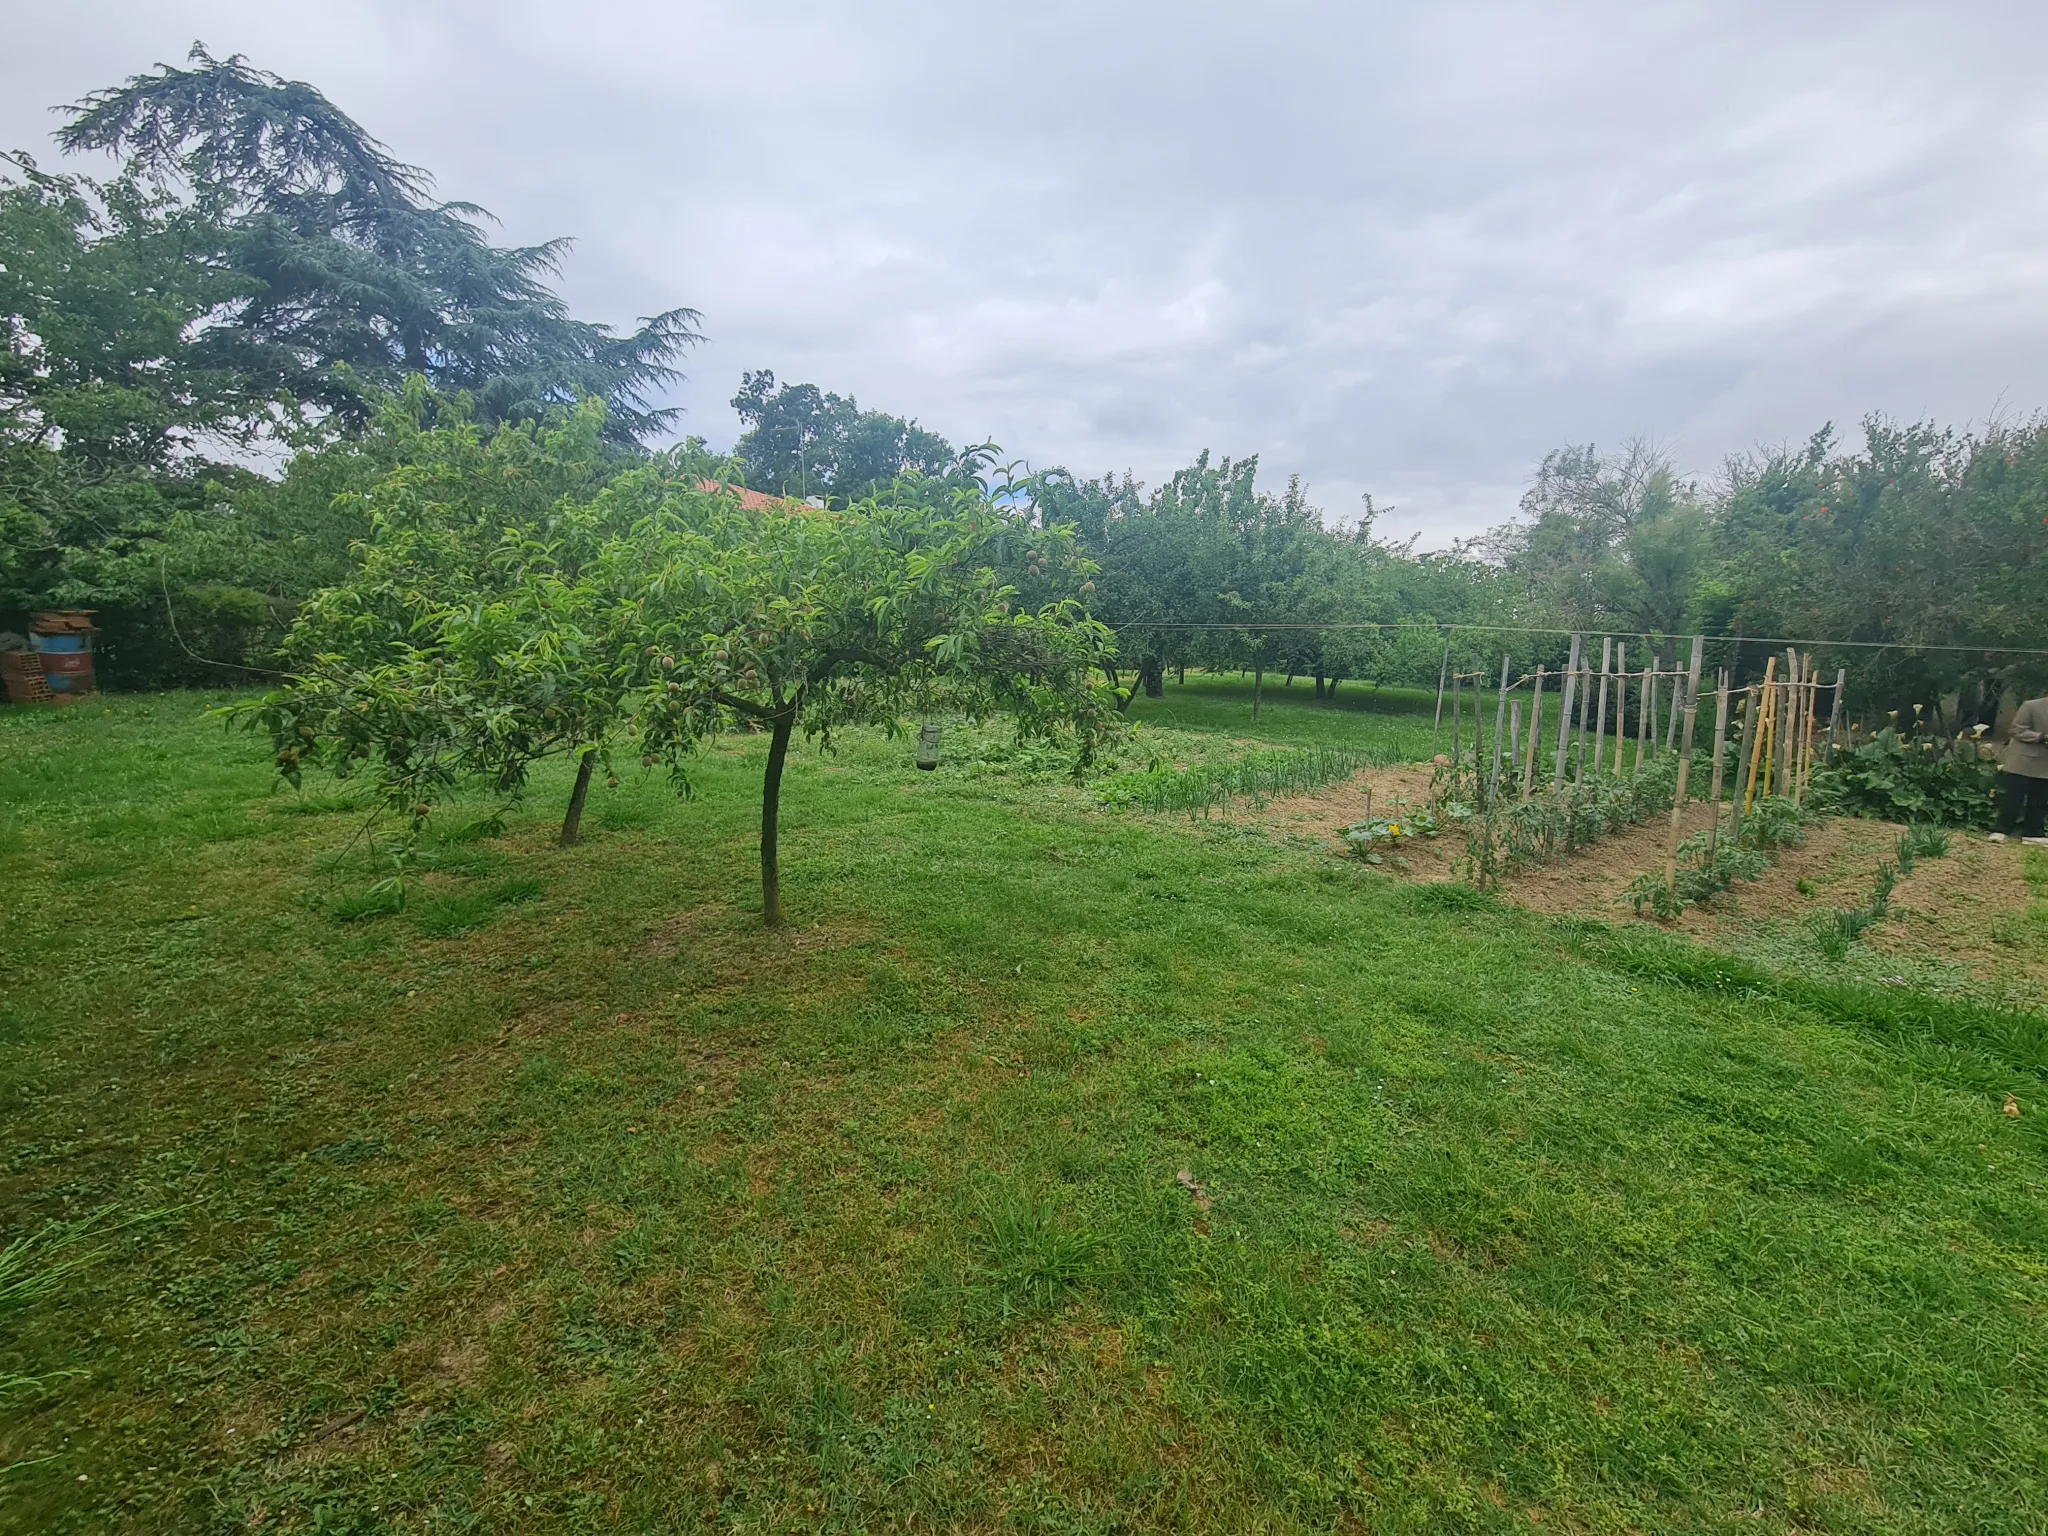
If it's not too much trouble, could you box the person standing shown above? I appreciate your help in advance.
[1991,691,2048,844]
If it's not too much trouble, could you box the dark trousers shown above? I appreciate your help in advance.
[1997,772,2048,837]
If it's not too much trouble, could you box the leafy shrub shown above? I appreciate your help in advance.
[1624,834,1768,918]
[1625,875,1685,921]
[1740,796,1814,851]
[1465,758,1681,884]
[1810,728,1998,827]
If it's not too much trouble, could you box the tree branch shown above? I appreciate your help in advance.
[711,689,779,720]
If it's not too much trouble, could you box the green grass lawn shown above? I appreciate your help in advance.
[1,690,2044,1534]
[1126,670,1440,754]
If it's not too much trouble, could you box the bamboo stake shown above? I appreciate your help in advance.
[1612,641,1628,775]
[1828,667,1848,752]
[1663,640,1707,892]
[1430,638,1450,759]
[1488,655,1511,808]
[1797,657,1819,804]
[1450,668,1463,778]
[1796,653,1812,803]
[1759,669,1781,802]
[1786,654,1803,805]
[1707,669,1732,857]
[1521,668,1545,803]
[1577,653,1596,782]
[1553,633,1583,789]
[1509,700,1523,792]
[1777,647,1797,794]
[1794,655,1810,811]
[1664,651,1684,754]
[1635,659,1653,776]
[1570,659,1586,786]
[1743,656,1777,812]
[1591,637,1613,778]
[1729,686,1754,848]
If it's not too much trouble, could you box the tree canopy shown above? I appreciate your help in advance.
[257,426,1117,924]
[53,46,702,445]
[2,46,706,682]
[730,370,958,505]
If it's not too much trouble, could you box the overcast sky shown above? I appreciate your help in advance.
[9,0,2048,544]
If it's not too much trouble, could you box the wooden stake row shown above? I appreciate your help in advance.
[1426,639,1852,873]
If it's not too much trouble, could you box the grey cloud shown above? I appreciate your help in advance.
[8,0,2048,543]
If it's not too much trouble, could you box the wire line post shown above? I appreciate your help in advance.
[1663,647,1684,753]
[1663,637,1707,892]
[1430,637,1450,758]
[1778,647,1798,794]
[1592,636,1613,777]
[1706,668,1732,858]
[1450,668,1463,783]
[1728,685,1754,850]
[1746,655,1778,810]
[1521,668,1545,803]
[1488,655,1511,808]
[1613,641,1628,773]
[1635,658,1653,776]
[1553,633,1583,789]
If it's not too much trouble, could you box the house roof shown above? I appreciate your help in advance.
[693,478,796,512]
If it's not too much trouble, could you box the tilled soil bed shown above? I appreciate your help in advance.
[1216,767,2047,986]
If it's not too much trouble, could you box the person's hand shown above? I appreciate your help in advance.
[2020,729,2044,744]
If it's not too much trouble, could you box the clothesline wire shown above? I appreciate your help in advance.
[1109,620,2048,660]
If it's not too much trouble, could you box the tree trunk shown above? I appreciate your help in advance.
[1140,656,1165,698]
[1253,663,1264,722]
[1328,677,1340,698]
[559,749,597,847]
[760,708,797,927]
[1314,670,1326,699]
[1176,664,1185,685]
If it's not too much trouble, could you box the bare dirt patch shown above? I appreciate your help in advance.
[1868,836,2044,982]
[1220,769,2045,980]
[1236,764,1464,877]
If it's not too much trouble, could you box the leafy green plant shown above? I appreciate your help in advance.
[1624,833,1768,919]
[1740,796,1813,851]
[1464,758,1682,884]
[1624,873,1686,920]
[1810,852,1912,961]
[1344,808,1442,860]
[1810,728,1999,827]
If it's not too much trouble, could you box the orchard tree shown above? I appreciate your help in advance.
[248,397,724,844]
[600,479,1118,925]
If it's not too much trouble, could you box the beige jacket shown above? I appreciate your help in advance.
[2005,696,2048,779]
